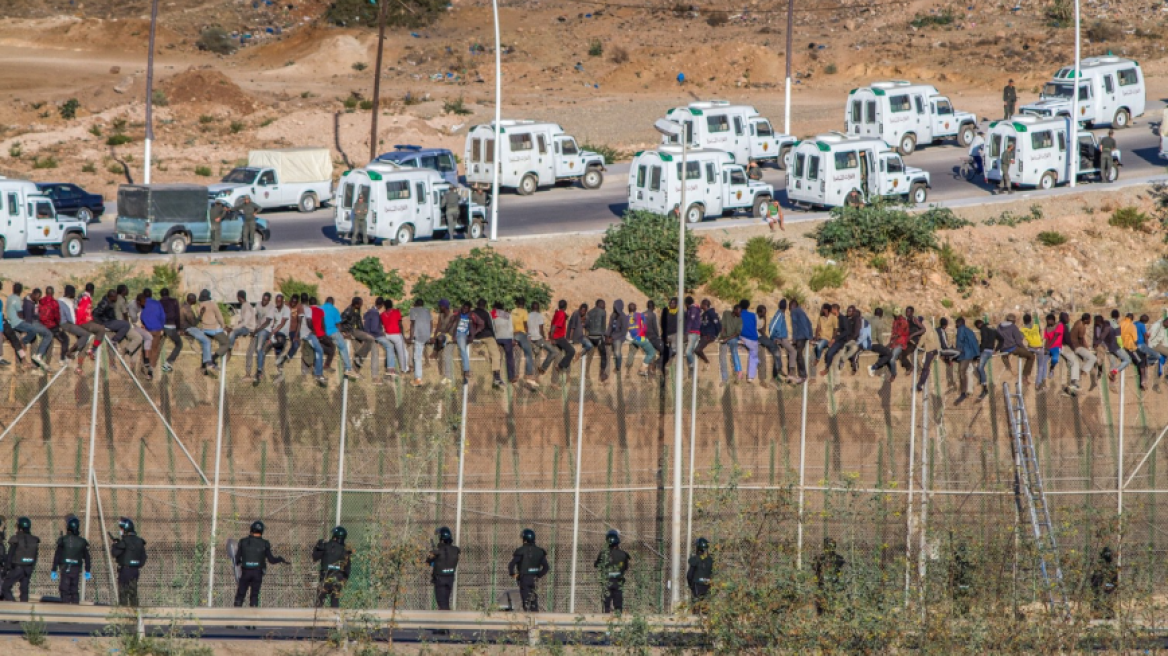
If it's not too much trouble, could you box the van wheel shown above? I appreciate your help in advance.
[777,145,792,170]
[957,124,974,147]
[898,133,917,156]
[582,168,604,190]
[469,219,486,239]
[845,190,864,207]
[76,207,94,223]
[910,183,928,205]
[1038,171,1056,190]
[1113,109,1130,129]
[27,245,47,256]
[299,193,318,213]
[684,204,703,224]
[133,243,155,254]
[1104,162,1119,183]
[61,233,84,258]
[392,224,414,246]
[752,196,771,219]
[163,233,189,255]
[518,174,537,196]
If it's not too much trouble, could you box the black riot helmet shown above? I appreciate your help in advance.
[521,528,536,544]
[17,517,31,532]
[437,526,453,544]
[332,526,347,543]
[66,516,81,535]
[695,537,709,554]
[119,517,136,534]
[250,521,265,535]
[606,529,620,546]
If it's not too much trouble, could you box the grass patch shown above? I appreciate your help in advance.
[358,99,374,111]
[107,134,132,146]
[910,8,955,28]
[32,156,57,169]
[229,121,244,134]
[21,612,46,648]
[984,204,1044,227]
[443,96,472,116]
[1108,206,1151,231]
[1036,230,1067,246]
[824,63,838,75]
[939,242,979,291]
[59,98,80,120]
[278,276,319,300]
[8,142,21,158]
[610,45,630,64]
[808,264,847,292]
[82,162,96,173]
[352,61,368,71]
[151,89,169,107]
[588,39,604,57]
[579,142,625,163]
[196,26,236,54]
[194,166,213,177]
[1147,258,1168,292]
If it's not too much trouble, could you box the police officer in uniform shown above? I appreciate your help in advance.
[210,200,230,252]
[234,520,288,608]
[508,528,549,612]
[1099,129,1117,183]
[111,517,147,607]
[998,141,1016,195]
[594,529,631,614]
[312,526,352,608]
[52,516,91,604]
[238,195,260,251]
[352,192,369,246]
[441,187,461,240]
[1002,79,1017,120]
[1,517,40,602]
[686,537,713,609]
[426,526,460,610]
[812,537,845,616]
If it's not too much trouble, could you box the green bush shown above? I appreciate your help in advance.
[910,8,955,27]
[984,204,1044,227]
[579,142,626,163]
[739,236,784,291]
[707,271,752,303]
[325,0,447,28]
[106,134,132,146]
[808,264,847,291]
[1108,206,1150,231]
[229,121,244,134]
[443,97,472,116]
[32,156,58,169]
[194,166,212,177]
[593,209,705,301]
[358,99,374,111]
[824,63,838,75]
[278,276,319,300]
[1046,0,1072,23]
[352,61,368,72]
[349,256,406,300]
[151,89,169,107]
[1036,230,1067,246]
[588,39,604,57]
[412,247,551,308]
[59,98,80,120]
[783,285,807,309]
[81,162,96,173]
[939,242,979,291]
[196,26,236,55]
[88,124,102,137]
[152,262,182,290]
[816,203,937,259]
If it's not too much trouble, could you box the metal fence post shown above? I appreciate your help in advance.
[904,350,919,608]
[453,382,469,610]
[568,354,587,614]
[335,377,350,526]
[205,360,228,607]
[796,342,809,570]
[685,360,698,561]
[917,389,930,613]
[80,346,103,603]
[1118,364,1125,577]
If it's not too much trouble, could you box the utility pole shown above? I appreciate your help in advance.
[143,0,160,184]
[784,0,794,135]
[369,0,390,163]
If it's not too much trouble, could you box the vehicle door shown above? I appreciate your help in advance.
[413,179,435,238]
[930,98,956,138]
[1076,134,1099,174]
[554,136,583,179]
[337,181,356,232]
[630,163,648,210]
[27,198,62,245]
[1077,82,1095,123]
[831,150,861,205]
[254,169,283,206]
[859,150,876,200]
[914,94,932,142]
[851,97,879,138]
[749,118,776,161]
[702,161,723,215]
[645,164,665,212]
[879,153,909,197]
[1003,135,1019,181]
[731,114,748,164]
[2,190,28,250]
[722,165,750,209]
[1100,73,1117,121]
[533,134,553,184]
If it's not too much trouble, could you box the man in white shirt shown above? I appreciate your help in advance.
[259,293,291,379]
[229,290,258,381]
[968,130,985,176]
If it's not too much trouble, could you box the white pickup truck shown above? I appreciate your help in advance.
[0,179,87,258]
[208,148,333,213]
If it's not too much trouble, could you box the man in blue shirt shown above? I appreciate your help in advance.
[139,289,166,381]
[738,300,760,381]
[789,299,813,383]
[955,317,980,405]
[322,297,358,381]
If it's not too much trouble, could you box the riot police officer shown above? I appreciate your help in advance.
[52,516,91,604]
[111,517,147,607]
[426,526,460,610]
[234,521,288,608]
[1,517,40,602]
[312,526,352,608]
[508,528,549,612]
[594,529,631,614]
[686,537,713,608]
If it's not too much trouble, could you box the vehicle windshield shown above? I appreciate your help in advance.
[222,168,259,184]
[1041,83,1075,99]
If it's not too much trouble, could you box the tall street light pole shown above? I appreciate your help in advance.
[654,118,686,611]
[369,0,390,163]
[784,0,794,135]
[489,0,502,241]
[1068,0,1080,188]
[143,0,160,184]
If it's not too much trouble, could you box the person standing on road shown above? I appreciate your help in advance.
[52,516,91,605]
[352,191,369,246]
[1,517,39,602]
[1002,79,1017,119]
[427,527,460,610]
[969,130,986,176]
[238,195,260,251]
[441,187,461,239]
[998,142,1016,195]
[111,517,147,607]
[234,521,288,608]
[508,528,549,613]
[1100,129,1117,182]
[210,200,229,253]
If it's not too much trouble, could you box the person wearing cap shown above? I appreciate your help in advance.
[234,520,288,608]
[238,195,260,251]
[594,529,631,614]
[1002,79,1016,120]
[210,199,230,253]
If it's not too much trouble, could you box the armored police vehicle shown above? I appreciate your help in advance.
[0,179,87,258]
[845,81,978,155]
[659,101,796,169]
[785,133,931,208]
[464,121,606,195]
[985,116,1121,190]
[1020,57,1145,128]
[627,146,774,223]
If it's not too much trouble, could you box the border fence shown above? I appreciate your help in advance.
[0,340,1161,620]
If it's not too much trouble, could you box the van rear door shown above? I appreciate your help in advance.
[413,179,435,238]
[2,188,28,251]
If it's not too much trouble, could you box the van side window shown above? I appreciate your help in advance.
[851,100,862,124]
[636,165,647,188]
[676,161,700,180]
[755,121,773,137]
[536,135,547,155]
[989,134,1001,158]
[886,156,905,174]
[706,115,730,133]
[794,153,806,178]
[258,170,276,185]
[705,162,716,184]
[732,116,744,136]
[386,180,410,201]
[914,96,925,114]
[1118,68,1139,86]
[728,169,747,185]
[1102,75,1114,94]
[342,184,355,209]
[416,182,427,203]
[509,133,534,151]
[889,95,911,113]
[649,166,662,192]
[865,101,876,123]
[561,140,579,155]
[934,100,953,115]
[834,152,859,169]
[485,139,495,163]
[1078,85,1090,101]
[807,156,820,181]
[1057,131,1066,152]
[1031,130,1054,149]
[471,139,482,162]
[437,154,456,172]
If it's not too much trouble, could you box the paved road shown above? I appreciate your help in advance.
[30,119,1168,260]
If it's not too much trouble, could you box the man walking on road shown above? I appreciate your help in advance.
[1002,79,1017,119]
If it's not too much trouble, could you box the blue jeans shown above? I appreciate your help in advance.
[719,338,741,381]
[329,332,352,372]
[976,349,994,385]
[629,339,656,365]
[455,333,472,373]
[303,334,325,376]
[374,335,394,371]
[684,333,699,367]
[254,329,272,371]
[14,321,52,357]
[186,328,213,364]
[813,338,829,361]
[515,333,536,376]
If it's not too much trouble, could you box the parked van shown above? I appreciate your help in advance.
[659,101,796,169]
[376,145,460,186]
[0,179,87,258]
[845,81,978,155]
[464,121,606,195]
[1020,57,1145,128]
[627,146,774,223]
[786,133,931,208]
[333,163,488,245]
[985,116,1120,190]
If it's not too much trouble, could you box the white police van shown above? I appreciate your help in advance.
[464,121,606,195]
[1020,57,1145,128]
[659,101,797,169]
[627,146,773,223]
[786,133,931,208]
[985,116,1120,190]
[845,81,978,155]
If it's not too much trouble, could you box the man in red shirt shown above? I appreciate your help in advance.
[549,299,574,374]
[39,286,67,365]
[380,300,408,377]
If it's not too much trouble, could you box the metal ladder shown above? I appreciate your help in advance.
[1003,383,1069,614]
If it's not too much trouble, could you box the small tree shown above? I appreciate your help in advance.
[411,247,551,307]
[349,256,406,300]
[593,209,705,301]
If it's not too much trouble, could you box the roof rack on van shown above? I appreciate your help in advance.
[689,100,731,108]
[816,132,847,143]
[368,161,405,172]
[393,145,422,151]
[871,80,913,88]
[497,119,535,126]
